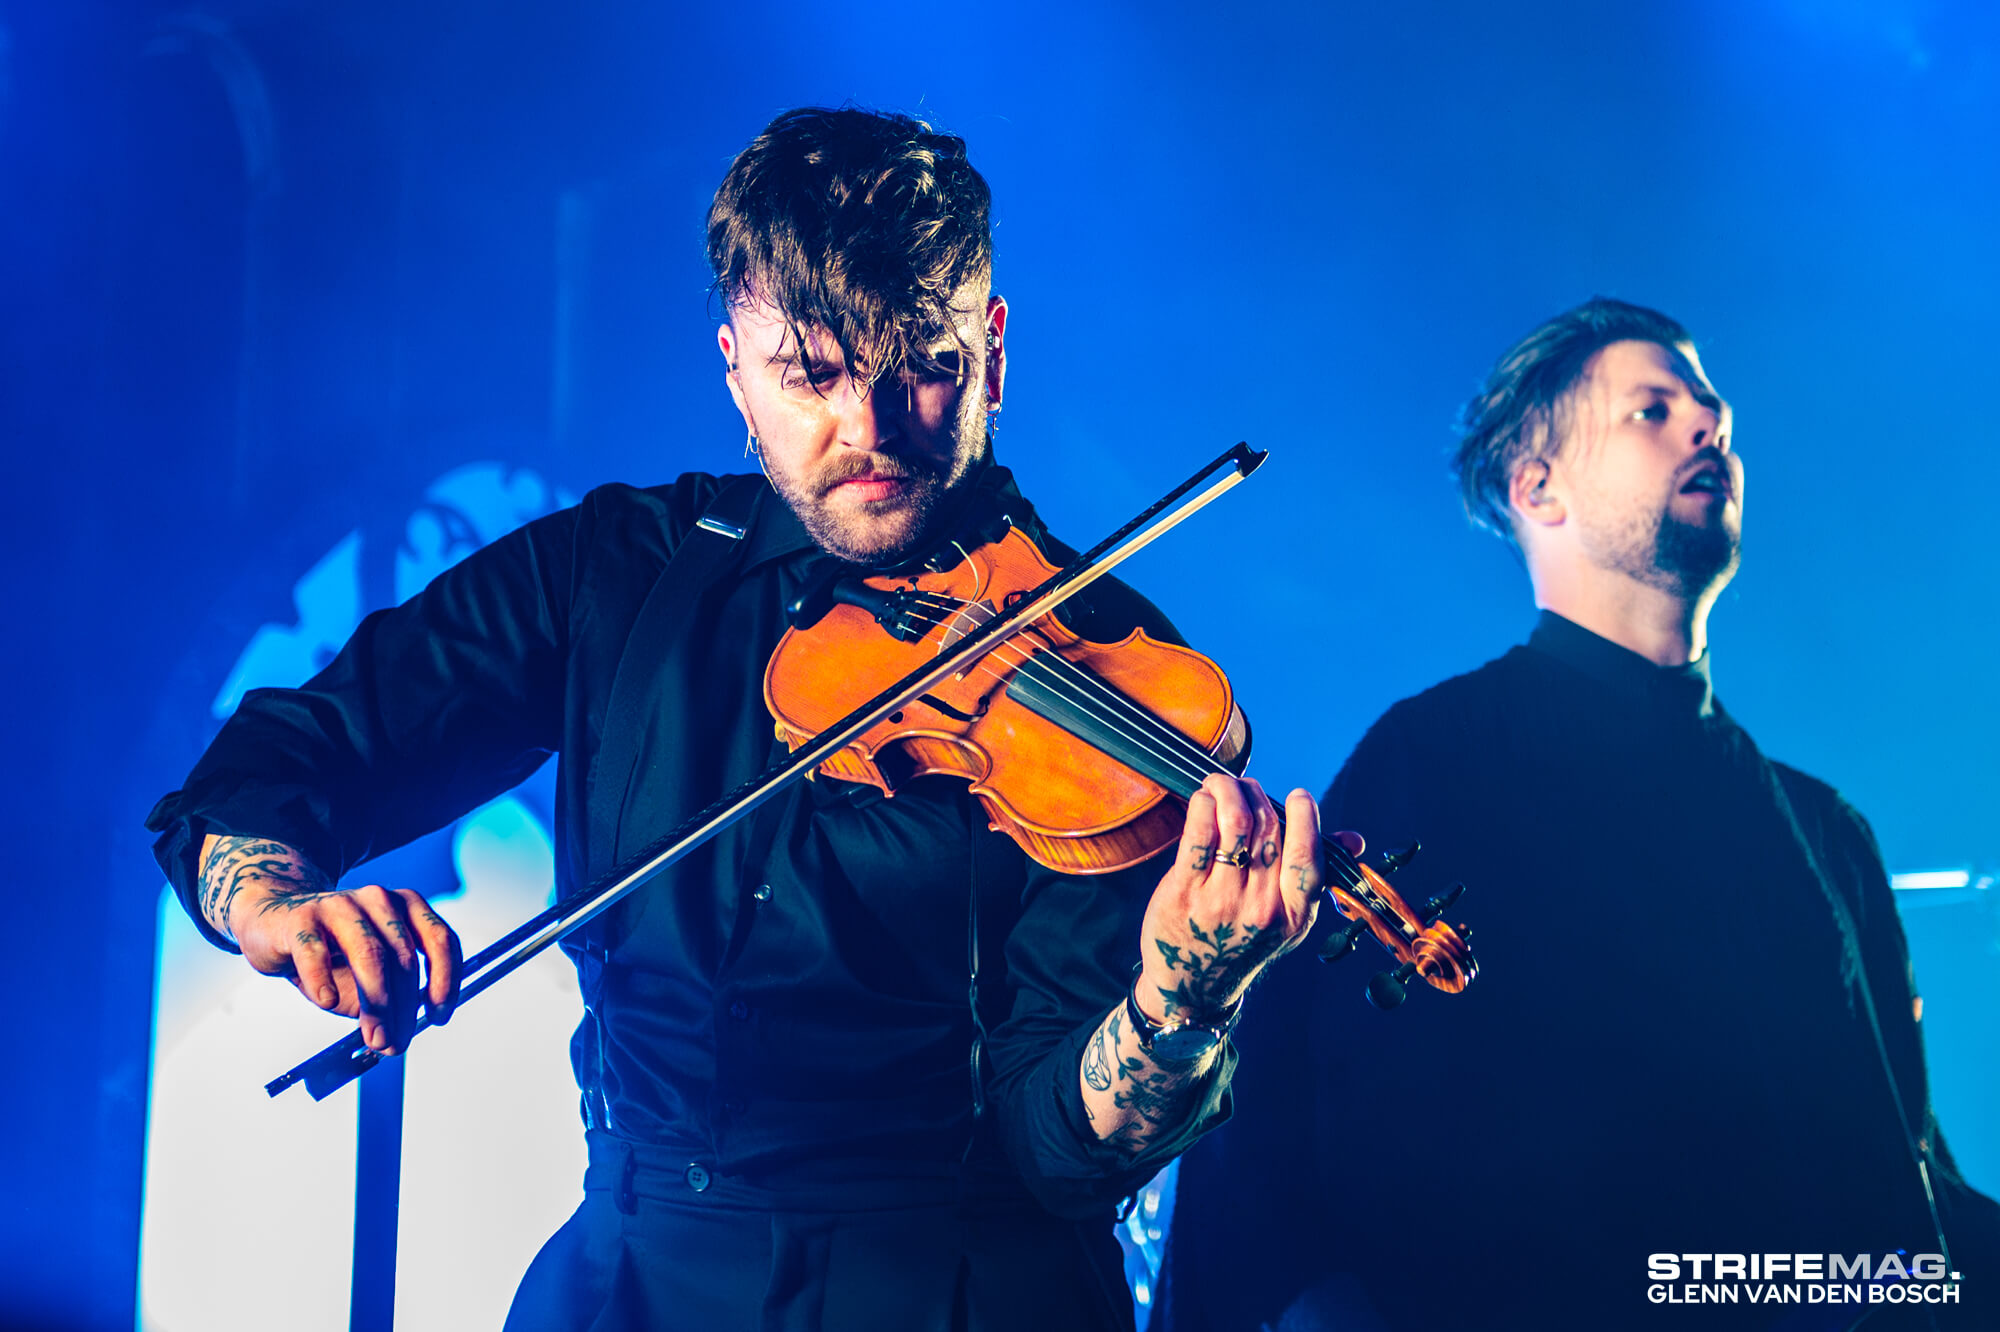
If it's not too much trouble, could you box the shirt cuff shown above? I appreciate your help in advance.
[146,791,238,954]
[145,779,353,955]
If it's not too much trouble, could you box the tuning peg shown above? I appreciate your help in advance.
[1378,841,1421,874]
[1365,961,1418,1010]
[1417,882,1466,925]
[1316,915,1369,964]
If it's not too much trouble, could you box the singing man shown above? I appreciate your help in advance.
[1159,297,2000,1331]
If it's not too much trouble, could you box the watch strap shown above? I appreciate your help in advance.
[1124,965,1243,1064]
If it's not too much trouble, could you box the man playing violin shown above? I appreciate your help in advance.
[1159,298,2000,1330]
[146,106,1338,1330]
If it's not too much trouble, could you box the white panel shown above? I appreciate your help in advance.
[394,797,587,1332]
[140,886,358,1332]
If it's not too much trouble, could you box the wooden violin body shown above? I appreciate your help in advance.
[764,524,1250,876]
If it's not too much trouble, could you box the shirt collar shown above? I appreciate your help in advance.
[1525,610,1717,718]
[735,477,815,572]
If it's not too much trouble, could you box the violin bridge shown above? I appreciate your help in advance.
[935,599,997,652]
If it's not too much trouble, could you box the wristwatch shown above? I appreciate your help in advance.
[1124,966,1244,1067]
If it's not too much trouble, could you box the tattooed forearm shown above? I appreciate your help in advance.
[197,835,335,938]
[1077,1007,1208,1163]
[1083,1022,1115,1092]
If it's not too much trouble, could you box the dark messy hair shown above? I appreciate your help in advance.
[1454,297,1695,545]
[706,106,994,386]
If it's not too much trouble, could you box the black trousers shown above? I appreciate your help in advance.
[503,1132,1136,1332]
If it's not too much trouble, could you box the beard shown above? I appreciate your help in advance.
[762,392,987,567]
[1654,512,1741,594]
[1579,499,1741,598]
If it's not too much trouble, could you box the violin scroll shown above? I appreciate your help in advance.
[1317,848,1478,1009]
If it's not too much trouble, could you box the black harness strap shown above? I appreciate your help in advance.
[592,476,766,861]
[576,474,764,1131]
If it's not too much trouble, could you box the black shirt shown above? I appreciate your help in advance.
[148,458,1231,1218]
[1160,611,1999,1329]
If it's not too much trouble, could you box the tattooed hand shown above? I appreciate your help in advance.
[1137,774,1355,1026]
[1077,776,1360,1160]
[197,833,462,1054]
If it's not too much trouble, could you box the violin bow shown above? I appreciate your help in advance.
[268,443,1269,1099]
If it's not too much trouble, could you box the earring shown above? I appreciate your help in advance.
[985,402,1001,437]
[745,430,760,458]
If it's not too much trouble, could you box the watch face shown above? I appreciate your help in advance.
[1150,1024,1222,1065]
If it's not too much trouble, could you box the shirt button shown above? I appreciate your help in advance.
[685,1163,711,1193]
[728,1001,751,1021]
[752,883,773,903]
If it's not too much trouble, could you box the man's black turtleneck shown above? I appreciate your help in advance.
[1161,612,1998,1331]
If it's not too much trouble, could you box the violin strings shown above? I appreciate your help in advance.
[891,594,1225,798]
[874,591,1372,895]
[890,591,1362,866]
[894,593,1381,908]
[972,612,1376,901]
[892,590,1271,807]
[1022,639,1373,894]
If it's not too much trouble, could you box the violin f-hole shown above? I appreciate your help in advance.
[915,693,987,724]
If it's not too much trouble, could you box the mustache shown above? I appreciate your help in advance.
[1678,446,1732,482]
[812,452,935,497]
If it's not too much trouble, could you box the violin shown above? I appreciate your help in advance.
[765,463,1477,1009]
[269,444,1475,1101]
